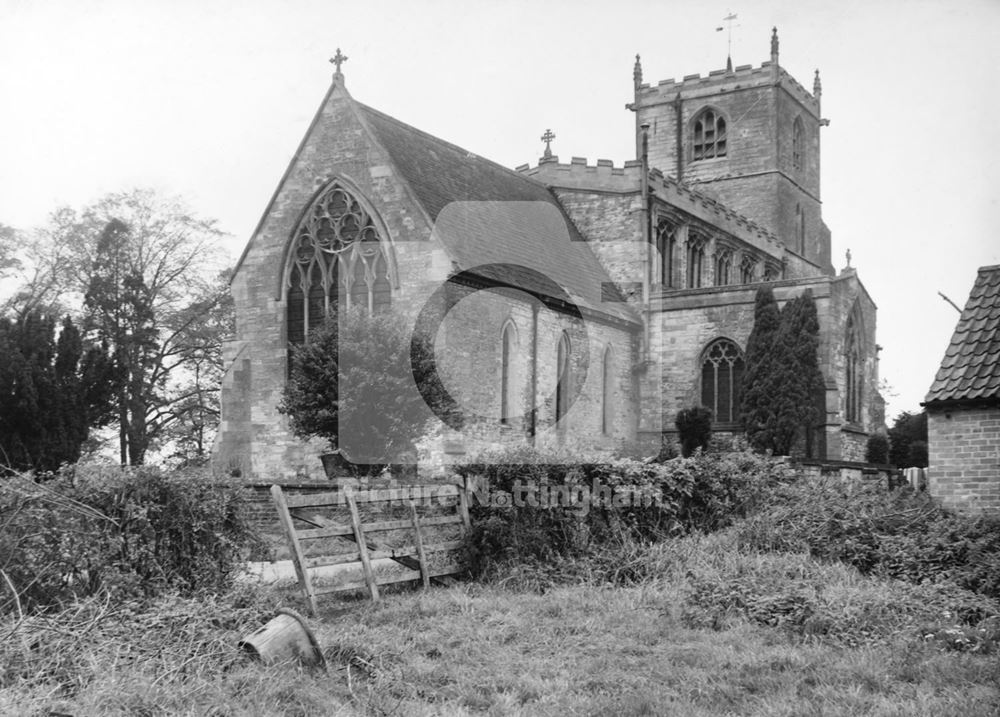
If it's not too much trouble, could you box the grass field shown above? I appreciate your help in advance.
[4,531,998,716]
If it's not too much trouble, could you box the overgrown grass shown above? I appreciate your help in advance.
[4,452,1000,714]
[4,531,999,715]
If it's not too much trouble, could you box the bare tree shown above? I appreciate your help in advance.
[4,190,231,465]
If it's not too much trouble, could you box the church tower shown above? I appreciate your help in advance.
[631,28,832,274]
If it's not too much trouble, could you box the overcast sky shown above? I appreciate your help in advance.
[2,0,998,422]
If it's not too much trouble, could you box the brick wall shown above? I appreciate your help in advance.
[927,405,1000,513]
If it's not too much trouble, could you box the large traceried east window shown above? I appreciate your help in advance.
[693,108,727,161]
[285,181,397,344]
[845,310,864,424]
[701,339,744,424]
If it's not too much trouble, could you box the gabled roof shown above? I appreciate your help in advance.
[924,264,1000,405]
[353,102,638,326]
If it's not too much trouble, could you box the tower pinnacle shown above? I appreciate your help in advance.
[770,27,779,64]
[633,54,643,91]
[813,69,822,99]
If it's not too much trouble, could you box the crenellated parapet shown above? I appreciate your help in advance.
[634,62,820,118]
[516,156,643,192]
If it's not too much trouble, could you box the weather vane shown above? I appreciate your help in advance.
[716,12,739,68]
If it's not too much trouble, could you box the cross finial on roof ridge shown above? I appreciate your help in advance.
[330,48,348,81]
[541,128,556,159]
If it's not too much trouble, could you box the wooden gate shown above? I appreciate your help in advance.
[270,482,471,615]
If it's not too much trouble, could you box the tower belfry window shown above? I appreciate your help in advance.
[285,181,396,345]
[693,109,727,161]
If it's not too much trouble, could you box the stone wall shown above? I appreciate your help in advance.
[927,405,1000,513]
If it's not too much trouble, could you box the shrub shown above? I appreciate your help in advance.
[457,445,791,579]
[0,466,261,612]
[737,476,1000,601]
[675,406,712,457]
[864,433,889,463]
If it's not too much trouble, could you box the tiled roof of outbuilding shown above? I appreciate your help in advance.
[354,102,639,326]
[924,264,1000,404]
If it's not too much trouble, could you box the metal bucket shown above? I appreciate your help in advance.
[238,607,325,668]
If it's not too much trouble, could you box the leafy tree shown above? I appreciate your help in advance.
[675,406,713,457]
[0,312,113,473]
[888,410,928,468]
[740,287,782,453]
[280,308,452,475]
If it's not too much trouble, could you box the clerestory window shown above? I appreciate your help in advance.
[686,235,706,288]
[715,249,733,286]
[693,109,727,161]
[656,219,678,288]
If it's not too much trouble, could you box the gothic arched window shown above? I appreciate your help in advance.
[687,234,706,288]
[701,339,745,424]
[285,180,396,344]
[740,254,758,284]
[792,116,804,171]
[500,322,517,426]
[656,219,678,288]
[845,310,863,424]
[693,108,727,161]
[601,345,614,435]
[555,332,571,427]
[715,248,733,286]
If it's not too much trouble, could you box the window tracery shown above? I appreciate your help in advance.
[701,339,744,424]
[285,181,396,344]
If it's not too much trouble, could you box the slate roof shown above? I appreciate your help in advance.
[354,102,638,326]
[924,264,1000,405]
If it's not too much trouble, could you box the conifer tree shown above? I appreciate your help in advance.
[740,287,782,452]
[770,289,824,455]
[0,312,113,473]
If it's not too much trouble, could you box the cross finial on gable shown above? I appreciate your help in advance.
[330,48,348,80]
[541,128,556,159]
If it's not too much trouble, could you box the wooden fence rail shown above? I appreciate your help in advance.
[270,482,471,615]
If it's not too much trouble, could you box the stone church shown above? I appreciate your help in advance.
[213,30,884,480]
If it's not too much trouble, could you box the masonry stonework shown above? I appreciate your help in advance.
[214,30,884,479]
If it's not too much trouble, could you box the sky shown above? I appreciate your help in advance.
[1,0,998,422]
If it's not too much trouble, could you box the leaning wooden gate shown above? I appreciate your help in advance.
[270,483,471,614]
